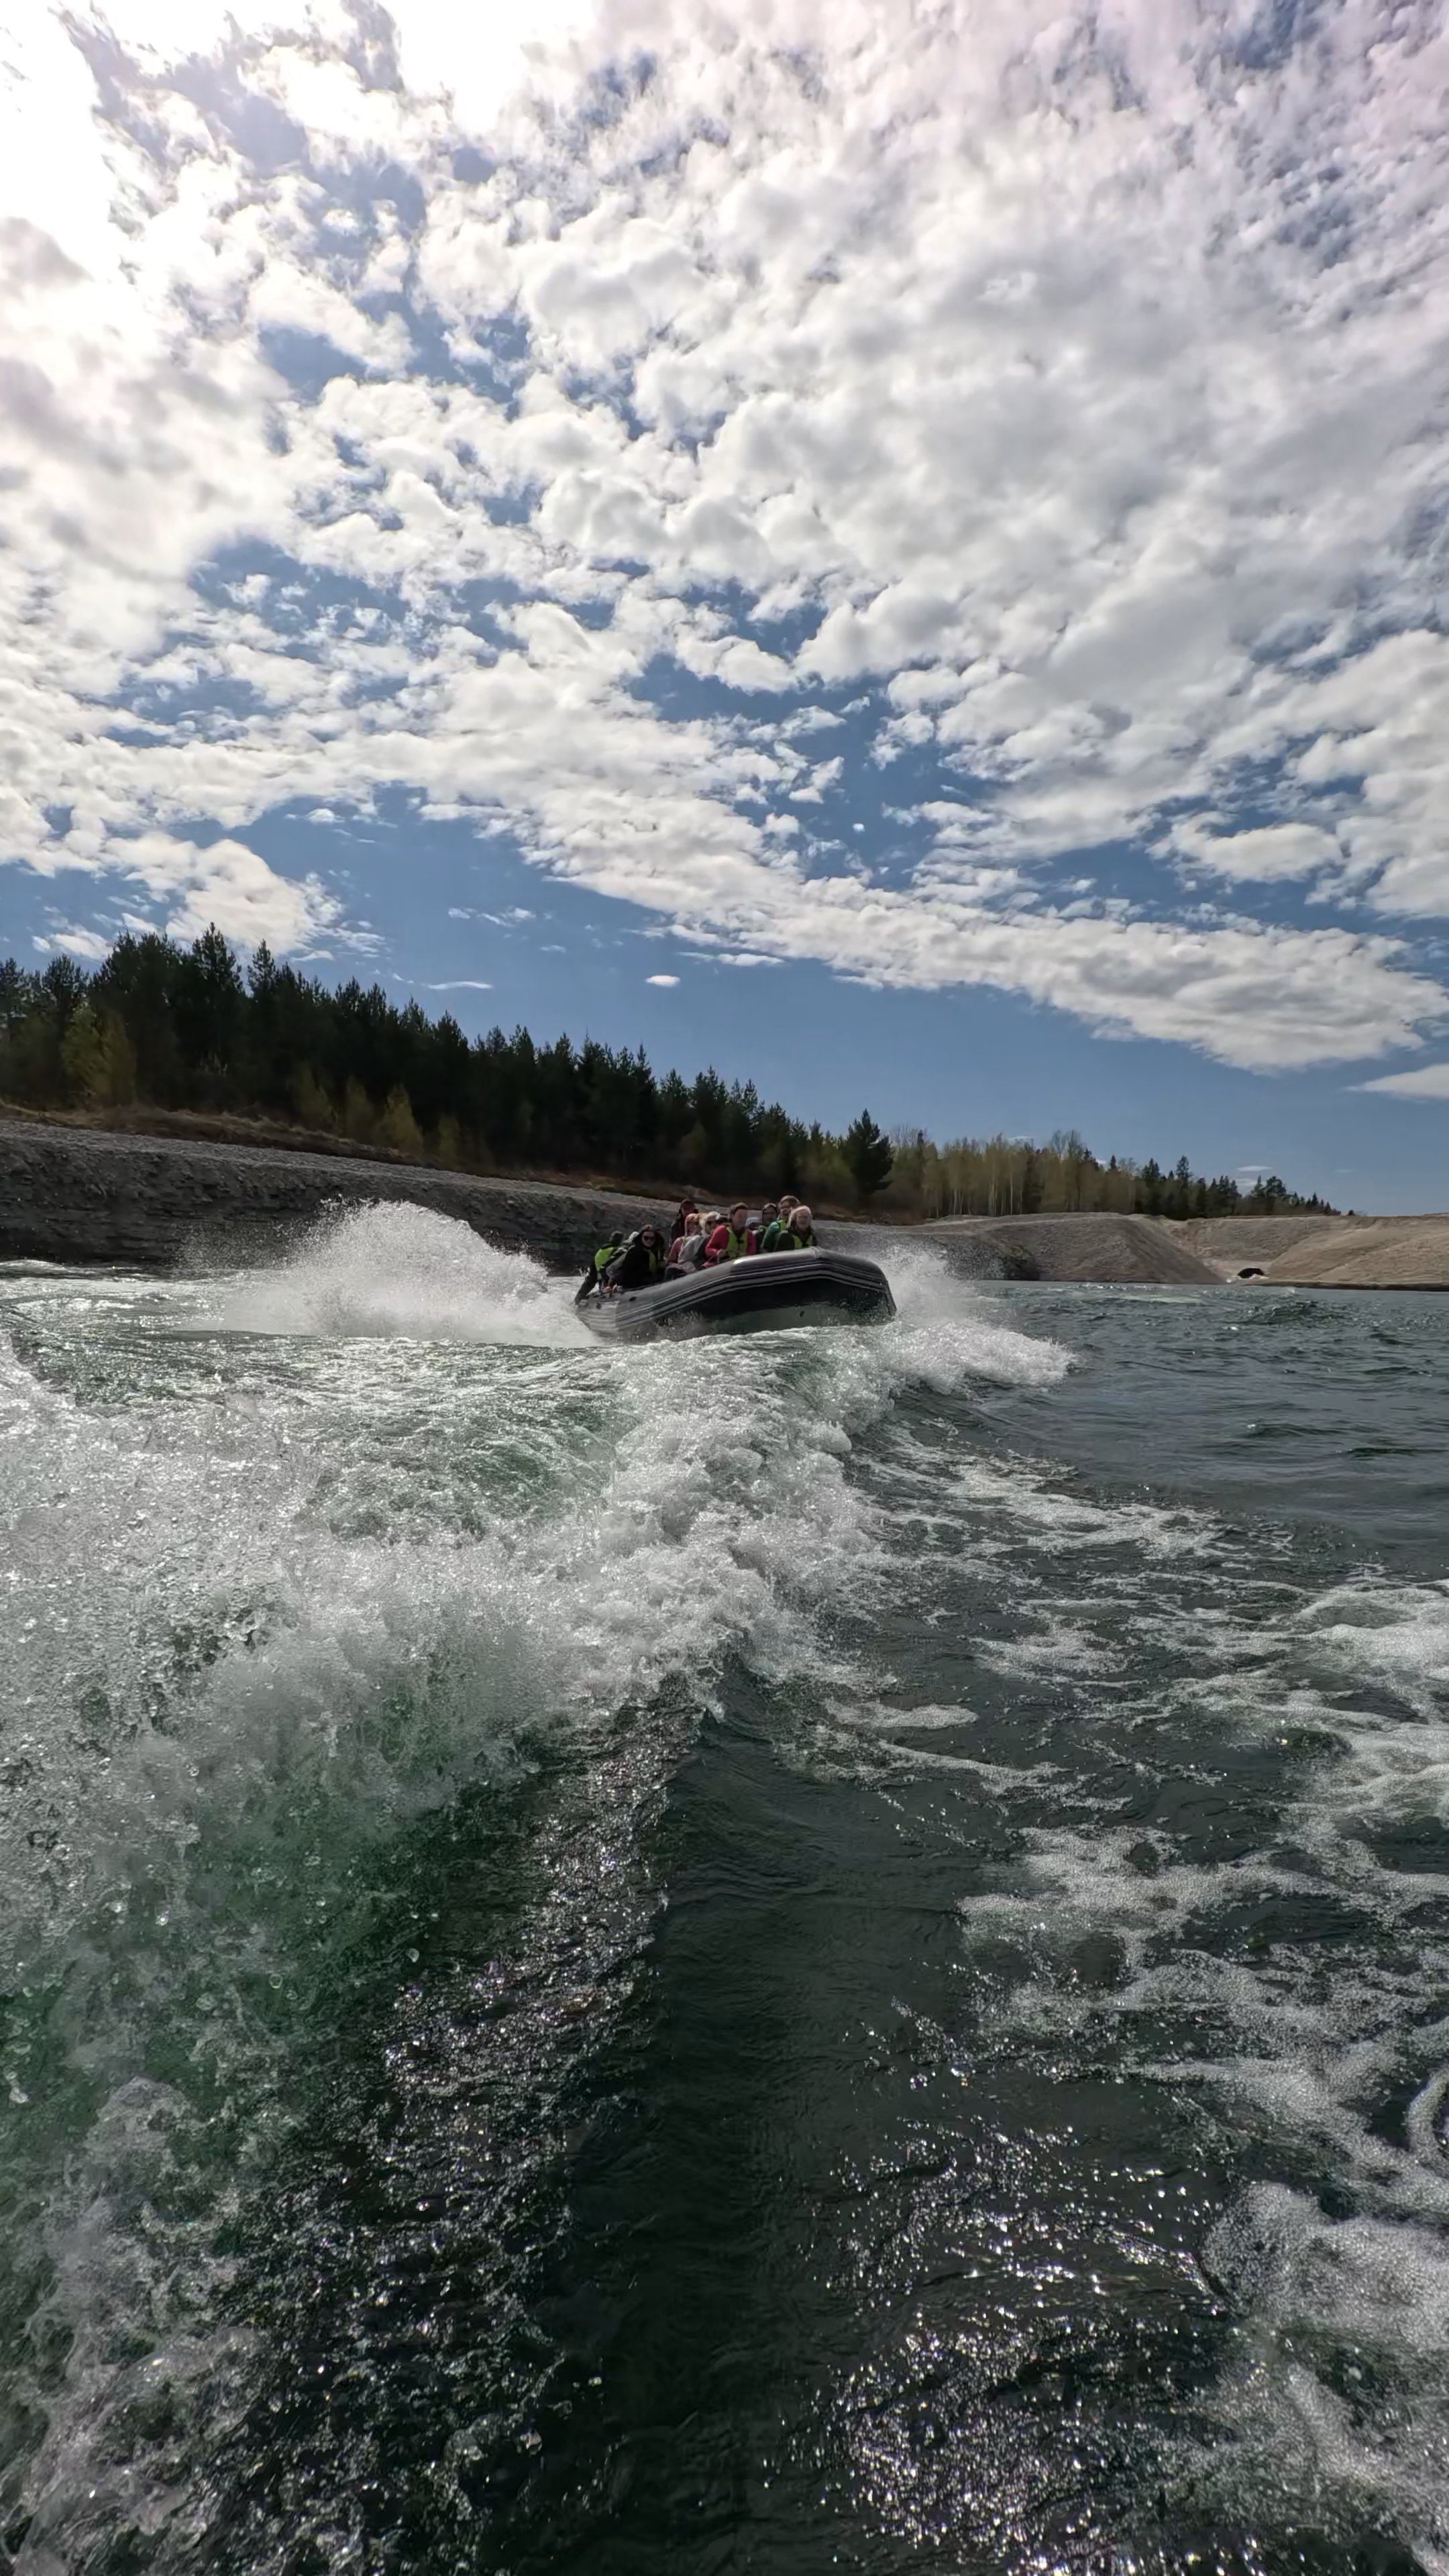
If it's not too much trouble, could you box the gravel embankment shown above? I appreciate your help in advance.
[925,1213,1221,1285]
[6,1120,1446,1287]
[0,1118,676,1273]
[1175,1213,1449,1288]
[930,1209,1449,1288]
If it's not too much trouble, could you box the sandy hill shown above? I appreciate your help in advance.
[927,1210,1449,1288]
[1174,1214,1449,1289]
[925,1214,1220,1285]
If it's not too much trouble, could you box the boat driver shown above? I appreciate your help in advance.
[604,1224,666,1292]
[575,1229,625,1301]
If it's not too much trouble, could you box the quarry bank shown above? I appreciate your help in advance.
[3,1115,1449,1287]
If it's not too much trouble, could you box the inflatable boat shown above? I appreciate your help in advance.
[577,1247,896,1343]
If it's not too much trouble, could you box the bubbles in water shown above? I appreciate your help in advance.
[948,1525,1449,2573]
[1197,2184,1449,2569]
[1296,1580,1449,1716]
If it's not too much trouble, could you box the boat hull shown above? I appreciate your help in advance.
[578,1247,896,1342]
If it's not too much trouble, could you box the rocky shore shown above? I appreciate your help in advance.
[0,1117,674,1273]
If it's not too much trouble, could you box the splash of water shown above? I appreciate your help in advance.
[211,1200,592,1346]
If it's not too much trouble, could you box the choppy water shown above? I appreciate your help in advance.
[3,1203,1449,2575]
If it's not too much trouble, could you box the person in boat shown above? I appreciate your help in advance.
[755,1199,780,1239]
[575,1230,625,1301]
[703,1203,756,1265]
[670,1197,699,1244]
[605,1224,666,1292]
[682,1209,722,1264]
[763,1202,814,1251]
[666,1212,706,1273]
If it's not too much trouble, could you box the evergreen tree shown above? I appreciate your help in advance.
[843,1110,893,1203]
[174,925,246,1097]
[0,928,1336,1218]
[93,934,184,1102]
[40,955,88,1034]
[1163,1154,1194,1219]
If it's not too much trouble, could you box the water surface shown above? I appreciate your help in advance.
[2,1208,1447,2574]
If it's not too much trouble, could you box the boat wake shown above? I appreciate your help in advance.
[5,1213,1442,2573]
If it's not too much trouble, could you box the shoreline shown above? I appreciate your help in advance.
[3,1116,1448,1287]
[0,1115,677,1275]
[926,1210,1449,1291]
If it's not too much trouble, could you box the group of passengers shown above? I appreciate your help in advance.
[576,1193,816,1300]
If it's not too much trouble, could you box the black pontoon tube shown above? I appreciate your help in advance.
[576,1247,896,1342]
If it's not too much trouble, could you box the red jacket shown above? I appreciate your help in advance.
[704,1221,756,1264]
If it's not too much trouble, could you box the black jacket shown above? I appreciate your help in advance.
[609,1238,665,1291]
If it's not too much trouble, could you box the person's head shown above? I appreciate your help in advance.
[640,1224,659,1248]
[778,1192,797,1216]
[792,1204,812,1232]
[677,1197,697,1216]
[730,1201,749,1227]
[760,1201,778,1224]
[684,1212,702,1234]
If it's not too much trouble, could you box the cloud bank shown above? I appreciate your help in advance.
[3,0,1449,1069]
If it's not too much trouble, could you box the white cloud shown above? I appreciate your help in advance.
[1171,822,1344,883]
[1358,1063,1449,1101]
[646,971,679,985]
[388,0,597,131]
[56,832,342,953]
[2,0,1449,1070]
[42,923,112,962]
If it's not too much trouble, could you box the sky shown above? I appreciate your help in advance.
[3,0,1449,1207]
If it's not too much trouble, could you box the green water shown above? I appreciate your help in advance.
[2,1204,1448,2574]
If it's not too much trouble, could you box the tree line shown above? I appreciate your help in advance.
[0,930,1333,1220]
[879,1130,1328,1221]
